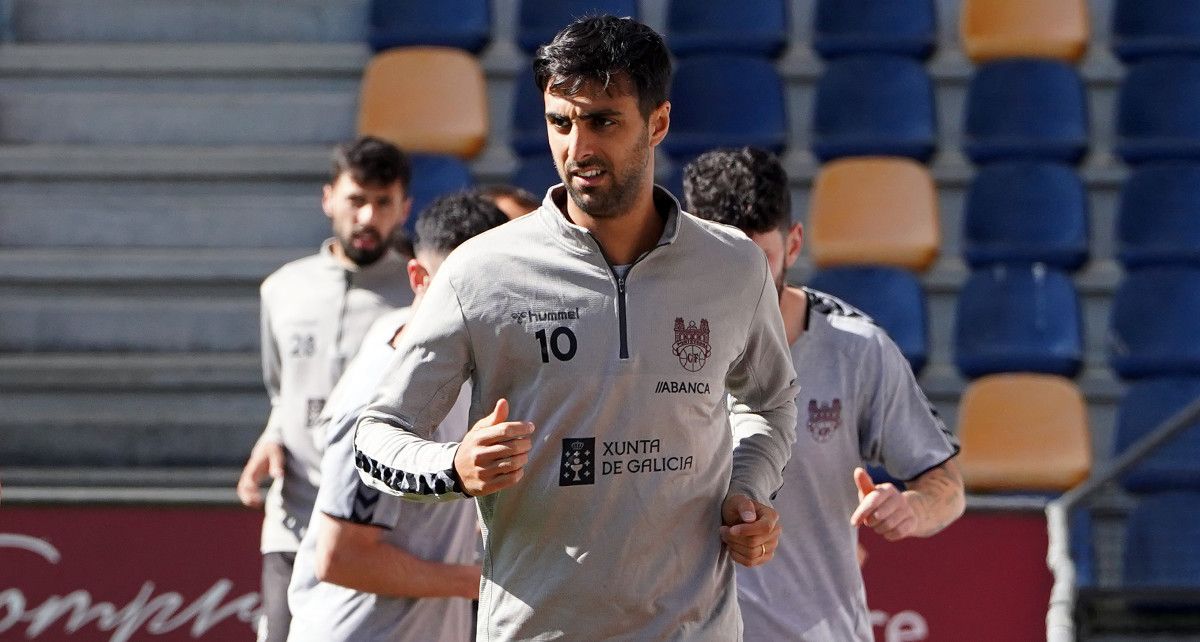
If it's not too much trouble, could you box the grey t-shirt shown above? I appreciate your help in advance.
[288,309,478,642]
[257,242,412,554]
[737,288,958,642]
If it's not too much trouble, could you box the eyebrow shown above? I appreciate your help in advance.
[545,108,623,120]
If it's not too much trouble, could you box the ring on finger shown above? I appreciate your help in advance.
[760,544,766,557]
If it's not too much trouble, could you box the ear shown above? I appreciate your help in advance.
[321,183,335,221]
[399,194,413,226]
[784,222,803,270]
[406,258,430,297]
[648,101,671,148]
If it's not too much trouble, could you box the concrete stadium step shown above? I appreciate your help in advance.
[0,290,258,352]
[0,180,327,248]
[0,389,265,467]
[1,467,242,503]
[0,352,260,391]
[0,144,330,178]
[0,248,309,284]
[0,43,368,77]
[0,86,357,145]
[6,0,368,44]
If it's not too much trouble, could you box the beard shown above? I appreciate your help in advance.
[559,133,650,220]
[339,227,388,266]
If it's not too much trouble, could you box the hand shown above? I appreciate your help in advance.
[719,494,781,568]
[850,467,918,541]
[237,439,285,508]
[453,399,534,497]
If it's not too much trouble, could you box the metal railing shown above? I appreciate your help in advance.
[1045,395,1200,642]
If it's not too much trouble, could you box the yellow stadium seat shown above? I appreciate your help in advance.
[960,0,1090,64]
[358,47,489,159]
[809,156,939,271]
[956,373,1092,493]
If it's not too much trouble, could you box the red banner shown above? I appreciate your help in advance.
[862,510,1053,642]
[0,506,262,641]
[0,505,1052,641]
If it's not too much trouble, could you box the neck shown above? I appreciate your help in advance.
[566,183,662,266]
[780,284,808,346]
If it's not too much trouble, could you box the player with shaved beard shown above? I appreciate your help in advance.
[236,136,415,642]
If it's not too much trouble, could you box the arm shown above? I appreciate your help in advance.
[851,459,965,540]
[313,512,480,599]
[354,264,531,501]
[726,258,799,504]
[722,257,799,566]
[238,293,285,508]
[853,325,963,540]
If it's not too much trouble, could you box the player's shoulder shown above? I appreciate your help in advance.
[678,210,765,268]
[803,287,886,342]
[261,252,329,296]
[802,286,918,371]
[438,211,543,273]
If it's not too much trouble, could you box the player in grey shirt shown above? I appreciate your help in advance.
[354,16,798,641]
[287,193,509,642]
[684,148,965,641]
[236,137,415,642]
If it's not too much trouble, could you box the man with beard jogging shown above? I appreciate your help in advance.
[236,136,415,641]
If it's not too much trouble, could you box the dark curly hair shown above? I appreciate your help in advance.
[532,15,671,118]
[413,192,508,256]
[682,147,792,234]
[330,136,411,190]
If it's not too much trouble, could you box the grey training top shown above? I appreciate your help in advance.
[257,240,412,554]
[354,186,799,641]
[737,289,958,642]
[288,308,478,642]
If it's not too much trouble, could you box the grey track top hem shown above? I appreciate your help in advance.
[354,186,798,640]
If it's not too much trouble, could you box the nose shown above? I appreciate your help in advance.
[355,203,377,226]
[566,124,596,166]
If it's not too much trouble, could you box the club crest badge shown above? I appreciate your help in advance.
[560,438,595,486]
[306,398,326,427]
[807,399,842,443]
[672,317,711,372]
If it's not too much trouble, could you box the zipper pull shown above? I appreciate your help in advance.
[618,278,626,294]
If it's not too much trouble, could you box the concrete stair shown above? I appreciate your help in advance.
[0,0,1131,482]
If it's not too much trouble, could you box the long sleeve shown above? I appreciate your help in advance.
[259,289,284,444]
[353,268,474,502]
[726,260,799,503]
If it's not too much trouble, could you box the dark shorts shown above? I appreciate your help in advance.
[258,551,296,642]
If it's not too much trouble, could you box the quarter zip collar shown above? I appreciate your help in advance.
[318,238,408,282]
[535,184,684,259]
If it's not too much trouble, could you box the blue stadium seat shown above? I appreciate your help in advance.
[517,0,639,53]
[812,54,936,162]
[405,154,475,235]
[963,161,1089,271]
[368,0,491,53]
[964,59,1088,164]
[813,0,937,60]
[511,154,561,198]
[666,0,788,58]
[1071,507,1095,588]
[1123,491,1200,589]
[1113,0,1200,62]
[1117,163,1200,268]
[954,264,1083,378]
[663,55,786,159]
[1117,58,1200,164]
[808,267,929,374]
[511,69,548,157]
[1111,267,1200,379]
[1115,377,1200,493]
